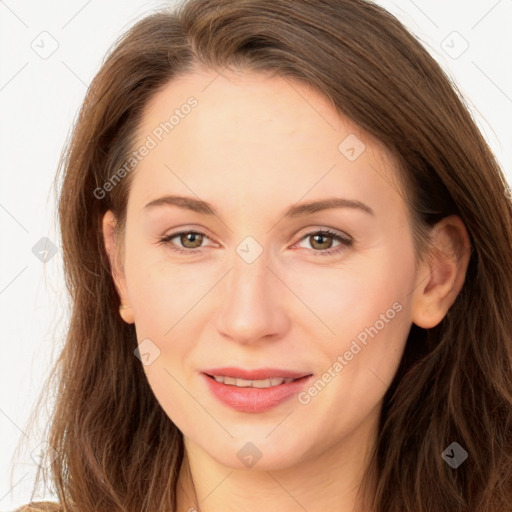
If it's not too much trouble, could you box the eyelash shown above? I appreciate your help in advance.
[157,228,353,257]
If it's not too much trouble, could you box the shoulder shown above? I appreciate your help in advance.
[12,502,62,512]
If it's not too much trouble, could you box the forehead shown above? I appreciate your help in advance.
[129,68,405,220]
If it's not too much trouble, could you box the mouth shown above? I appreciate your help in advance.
[203,373,311,389]
[201,371,314,413]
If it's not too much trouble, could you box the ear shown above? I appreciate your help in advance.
[102,210,134,324]
[411,215,471,329]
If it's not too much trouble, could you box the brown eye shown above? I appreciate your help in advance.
[295,229,353,257]
[158,230,210,254]
[178,232,204,249]
[309,233,335,250]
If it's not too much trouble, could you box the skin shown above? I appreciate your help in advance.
[102,67,471,512]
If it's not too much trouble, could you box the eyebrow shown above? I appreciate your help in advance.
[143,194,375,217]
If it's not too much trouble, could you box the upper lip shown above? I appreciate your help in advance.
[202,367,312,380]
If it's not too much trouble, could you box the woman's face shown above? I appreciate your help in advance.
[104,68,424,470]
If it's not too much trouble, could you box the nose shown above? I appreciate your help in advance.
[214,253,290,345]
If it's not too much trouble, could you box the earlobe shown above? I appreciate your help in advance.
[411,215,471,329]
[118,303,135,324]
[102,210,135,324]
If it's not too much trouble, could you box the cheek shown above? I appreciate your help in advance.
[125,243,215,333]
[126,263,209,428]
[284,251,410,341]
[297,273,413,441]
[326,251,415,399]
[140,361,201,435]
[128,266,208,374]
[303,245,415,387]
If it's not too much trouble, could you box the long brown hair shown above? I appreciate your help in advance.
[13,0,512,510]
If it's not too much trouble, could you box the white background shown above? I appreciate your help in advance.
[1,0,511,509]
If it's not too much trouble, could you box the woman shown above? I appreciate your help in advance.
[14,0,512,510]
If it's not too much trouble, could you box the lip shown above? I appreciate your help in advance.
[201,372,314,413]
[202,367,311,380]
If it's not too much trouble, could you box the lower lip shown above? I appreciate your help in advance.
[202,373,313,413]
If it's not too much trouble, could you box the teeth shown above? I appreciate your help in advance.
[212,375,296,388]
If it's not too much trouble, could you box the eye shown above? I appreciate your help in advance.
[294,229,353,257]
[158,228,353,256]
[157,230,212,254]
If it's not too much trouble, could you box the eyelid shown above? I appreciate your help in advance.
[291,227,353,256]
[158,228,216,249]
[159,226,353,255]
[294,226,350,241]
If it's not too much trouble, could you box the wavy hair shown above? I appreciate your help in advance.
[13,0,512,510]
